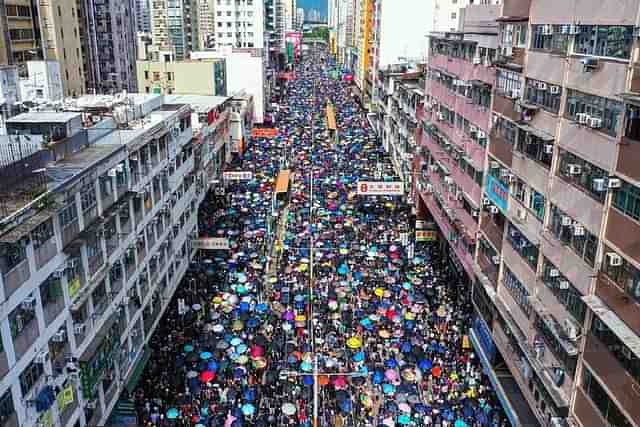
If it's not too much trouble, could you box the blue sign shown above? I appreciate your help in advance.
[484,174,509,212]
[473,317,496,363]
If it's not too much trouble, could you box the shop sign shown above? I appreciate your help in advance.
[416,230,437,242]
[357,181,404,195]
[472,317,496,363]
[223,171,253,181]
[484,174,509,212]
[192,238,230,250]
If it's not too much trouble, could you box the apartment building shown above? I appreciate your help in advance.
[77,0,139,93]
[208,0,264,51]
[0,92,233,427]
[136,56,228,96]
[150,0,199,60]
[352,0,374,109]
[415,0,640,426]
[136,0,152,33]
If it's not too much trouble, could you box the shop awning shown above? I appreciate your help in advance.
[582,295,640,359]
[326,104,337,131]
[275,170,291,194]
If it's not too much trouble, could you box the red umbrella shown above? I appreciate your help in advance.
[200,370,216,383]
[431,366,442,378]
[333,376,348,389]
[250,345,265,358]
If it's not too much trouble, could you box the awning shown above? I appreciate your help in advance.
[275,170,291,194]
[582,295,640,359]
[515,122,555,141]
[0,209,55,244]
[126,346,152,394]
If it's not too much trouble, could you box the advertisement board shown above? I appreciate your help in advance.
[416,230,437,242]
[223,171,253,181]
[356,181,404,195]
[192,238,230,250]
[484,174,509,212]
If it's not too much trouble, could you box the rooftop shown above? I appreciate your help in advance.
[165,94,230,114]
[6,111,81,124]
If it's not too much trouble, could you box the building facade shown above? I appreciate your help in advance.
[412,0,640,426]
[0,92,234,427]
[150,0,199,60]
[209,0,264,50]
[136,0,152,33]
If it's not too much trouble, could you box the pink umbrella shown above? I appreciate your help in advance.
[385,369,398,381]
[333,376,348,389]
[398,402,411,413]
[200,371,215,383]
[250,345,264,358]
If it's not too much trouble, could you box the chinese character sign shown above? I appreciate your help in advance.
[356,181,404,195]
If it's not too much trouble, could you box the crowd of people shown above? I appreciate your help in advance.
[132,50,509,427]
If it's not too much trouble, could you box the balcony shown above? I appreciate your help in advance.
[583,333,640,422]
[13,315,40,356]
[549,177,604,235]
[492,93,521,122]
[573,386,608,427]
[430,53,495,86]
[2,258,30,298]
[478,250,499,286]
[557,118,617,171]
[595,273,640,336]
[34,238,57,270]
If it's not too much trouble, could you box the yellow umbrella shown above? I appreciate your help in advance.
[298,264,308,272]
[294,315,306,322]
[346,336,363,349]
[213,296,223,305]
[374,288,385,298]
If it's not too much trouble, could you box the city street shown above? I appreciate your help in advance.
[132,50,508,427]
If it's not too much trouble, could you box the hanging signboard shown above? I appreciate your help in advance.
[192,238,230,250]
[251,128,279,138]
[356,181,404,195]
[223,171,254,181]
[416,230,437,242]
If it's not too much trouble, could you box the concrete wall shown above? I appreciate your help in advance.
[530,0,639,25]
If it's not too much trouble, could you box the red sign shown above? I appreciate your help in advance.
[251,128,279,138]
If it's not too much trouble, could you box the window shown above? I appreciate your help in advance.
[612,179,640,221]
[41,274,64,306]
[503,267,533,317]
[0,389,14,425]
[565,89,623,137]
[574,25,633,60]
[602,248,640,304]
[534,316,578,377]
[493,115,517,145]
[80,184,97,212]
[513,178,546,220]
[450,12,456,19]
[591,317,640,385]
[515,127,554,168]
[531,25,569,53]
[541,258,587,322]
[58,197,78,227]
[525,78,561,113]
[582,368,633,427]
[506,222,539,270]
[166,72,173,81]
[548,204,599,267]
[557,149,608,203]
[624,104,640,141]
[8,29,34,40]
[20,360,44,396]
[152,72,160,81]
[32,219,54,249]
[496,69,521,97]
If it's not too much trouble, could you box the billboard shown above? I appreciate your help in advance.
[192,238,230,250]
[285,32,302,59]
[484,174,509,212]
[356,181,404,195]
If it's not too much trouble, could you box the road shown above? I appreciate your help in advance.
[132,49,509,427]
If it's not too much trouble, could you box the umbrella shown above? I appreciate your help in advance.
[186,370,198,378]
[166,408,179,419]
[184,344,194,353]
[200,371,215,383]
[346,337,362,349]
[398,415,411,425]
[385,369,398,381]
[241,403,255,416]
[200,351,213,360]
[282,403,296,416]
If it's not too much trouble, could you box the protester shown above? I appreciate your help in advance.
[133,50,508,427]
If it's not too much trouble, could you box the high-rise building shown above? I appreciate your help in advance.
[78,0,139,93]
[307,8,321,22]
[198,0,216,49]
[283,0,297,31]
[136,0,152,33]
[209,0,264,50]
[352,0,374,107]
[296,7,305,29]
[0,91,238,427]
[150,0,200,60]
[411,0,640,426]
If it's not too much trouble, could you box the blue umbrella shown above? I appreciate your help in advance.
[383,383,396,395]
[303,375,314,386]
[385,359,398,369]
[352,352,365,362]
[242,403,255,416]
[199,351,213,360]
[166,408,179,419]
[207,361,219,371]
[184,344,194,353]
[418,359,432,370]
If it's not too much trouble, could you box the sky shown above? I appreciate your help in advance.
[298,0,327,19]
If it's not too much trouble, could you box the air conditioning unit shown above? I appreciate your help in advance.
[437,112,445,121]
[517,208,528,221]
[563,318,579,341]
[477,131,486,139]
[573,224,585,236]
[537,82,548,91]
[444,176,454,185]
[550,418,566,427]
[469,125,478,134]
[581,57,599,70]
[575,113,590,125]
[21,296,36,310]
[549,85,560,95]
[488,206,499,214]
[472,210,479,217]
[510,88,521,99]
[52,330,67,342]
[74,324,86,335]
[499,168,510,178]
[492,256,501,265]
[541,24,554,35]
[569,24,582,35]
[561,216,573,226]
[592,178,606,192]
[482,197,492,206]
[608,178,622,189]
[35,351,48,364]
[473,56,482,65]
[567,164,582,175]
[543,144,554,154]
[588,117,602,129]
[549,268,560,277]
[558,280,570,290]
[489,161,500,169]
[606,252,622,267]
